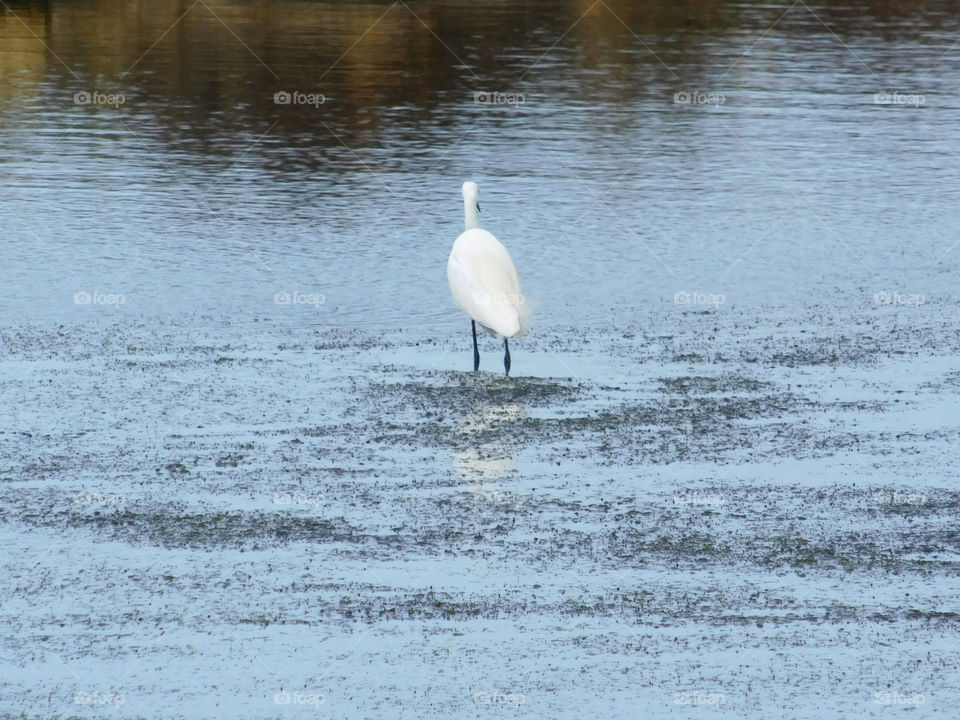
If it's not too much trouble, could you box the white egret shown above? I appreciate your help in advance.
[447,181,527,375]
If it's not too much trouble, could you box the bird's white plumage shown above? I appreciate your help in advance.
[447,183,527,339]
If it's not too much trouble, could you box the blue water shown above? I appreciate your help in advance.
[2,1,958,333]
[4,5,960,719]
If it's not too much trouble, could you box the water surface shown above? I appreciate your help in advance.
[2,0,959,331]
[3,4,960,718]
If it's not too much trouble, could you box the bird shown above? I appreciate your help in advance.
[447,181,527,375]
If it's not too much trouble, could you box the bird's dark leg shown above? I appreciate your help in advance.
[471,320,480,371]
[504,338,511,376]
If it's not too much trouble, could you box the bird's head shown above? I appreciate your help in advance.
[462,181,480,214]
[461,181,481,229]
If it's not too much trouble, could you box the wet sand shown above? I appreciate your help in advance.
[2,305,958,718]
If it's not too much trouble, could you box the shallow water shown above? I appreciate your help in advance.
[4,311,960,718]
[2,1,960,718]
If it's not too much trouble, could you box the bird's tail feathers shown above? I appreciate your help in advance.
[513,290,535,341]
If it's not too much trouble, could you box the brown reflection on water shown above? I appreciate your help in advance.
[1,0,958,151]
[0,3,48,96]
[2,1,958,83]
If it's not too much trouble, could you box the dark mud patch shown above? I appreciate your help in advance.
[11,482,958,579]
[352,369,892,466]
[366,372,584,412]
[234,587,960,626]
[656,374,774,394]
[18,505,361,549]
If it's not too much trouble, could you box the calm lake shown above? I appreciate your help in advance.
[2,0,958,331]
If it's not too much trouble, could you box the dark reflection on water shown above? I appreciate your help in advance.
[2,0,960,326]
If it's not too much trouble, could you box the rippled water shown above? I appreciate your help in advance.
[4,4,960,718]
[2,0,959,330]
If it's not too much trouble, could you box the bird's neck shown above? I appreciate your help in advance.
[463,201,480,231]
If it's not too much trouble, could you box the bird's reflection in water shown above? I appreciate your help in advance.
[451,398,527,510]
